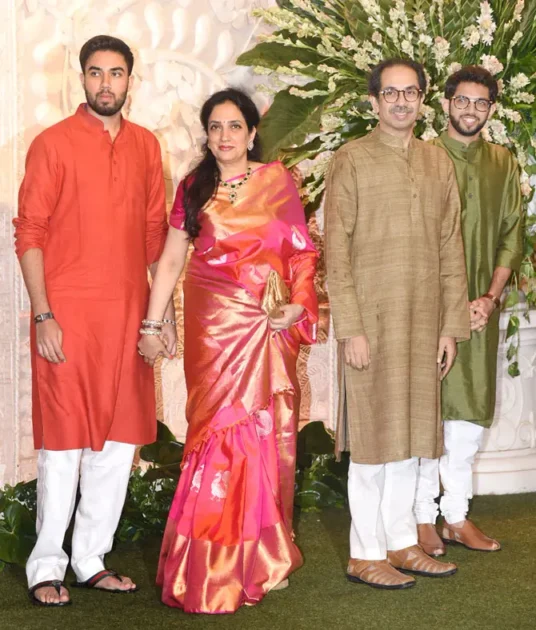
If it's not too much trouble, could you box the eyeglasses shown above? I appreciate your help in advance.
[379,87,422,103]
[451,95,493,112]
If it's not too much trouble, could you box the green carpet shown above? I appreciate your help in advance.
[1,494,535,630]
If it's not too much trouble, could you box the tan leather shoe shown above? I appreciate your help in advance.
[388,545,457,577]
[346,558,415,590]
[441,519,501,552]
[417,523,446,557]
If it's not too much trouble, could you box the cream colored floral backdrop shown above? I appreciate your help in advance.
[0,0,336,485]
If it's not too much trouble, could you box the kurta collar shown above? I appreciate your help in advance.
[372,124,415,152]
[439,131,483,160]
[75,103,127,139]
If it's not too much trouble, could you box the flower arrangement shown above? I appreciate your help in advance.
[238,0,536,374]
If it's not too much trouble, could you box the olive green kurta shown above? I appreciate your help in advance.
[432,132,523,427]
[325,126,470,465]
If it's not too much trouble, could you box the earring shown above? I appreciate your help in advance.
[248,140,254,151]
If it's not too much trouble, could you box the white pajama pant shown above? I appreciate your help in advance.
[414,420,485,525]
[26,440,135,588]
[348,457,419,560]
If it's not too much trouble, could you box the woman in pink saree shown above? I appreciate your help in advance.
[138,88,318,614]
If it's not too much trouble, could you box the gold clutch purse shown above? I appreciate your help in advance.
[261,270,289,318]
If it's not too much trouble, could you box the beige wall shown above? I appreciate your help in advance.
[0,0,336,485]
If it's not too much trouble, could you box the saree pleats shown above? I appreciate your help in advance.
[158,162,318,613]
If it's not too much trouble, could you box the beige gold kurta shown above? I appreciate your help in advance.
[325,126,470,465]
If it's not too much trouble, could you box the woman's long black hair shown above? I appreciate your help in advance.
[183,88,262,238]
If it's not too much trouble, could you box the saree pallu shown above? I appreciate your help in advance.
[157,162,318,613]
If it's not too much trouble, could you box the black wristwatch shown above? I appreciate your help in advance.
[34,312,55,324]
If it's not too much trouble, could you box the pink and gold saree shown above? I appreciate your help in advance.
[157,162,318,614]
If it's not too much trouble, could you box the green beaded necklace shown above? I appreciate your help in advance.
[219,166,252,204]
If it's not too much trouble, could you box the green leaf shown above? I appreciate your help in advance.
[156,420,179,442]
[236,42,324,71]
[142,463,181,481]
[506,315,520,339]
[258,89,325,162]
[504,290,520,309]
[297,421,335,456]
[279,136,324,168]
[506,342,517,361]
[294,479,345,511]
[139,440,183,466]
[508,361,520,378]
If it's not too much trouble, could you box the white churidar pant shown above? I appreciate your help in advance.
[414,420,485,525]
[26,440,135,588]
[348,457,419,560]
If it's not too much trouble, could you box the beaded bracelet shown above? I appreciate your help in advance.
[142,319,163,328]
[162,319,176,325]
[139,328,163,336]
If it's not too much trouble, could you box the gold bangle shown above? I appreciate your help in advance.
[139,328,162,336]
[142,319,163,328]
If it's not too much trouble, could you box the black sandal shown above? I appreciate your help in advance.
[71,569,139,593]
[29,580,72,607]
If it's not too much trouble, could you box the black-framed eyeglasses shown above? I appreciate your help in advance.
[379,87,422,103]
[451,95,493,112]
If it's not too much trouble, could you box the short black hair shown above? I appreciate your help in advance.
[368,57,427,98]
[444,65,498,102]
[79,35,134,76]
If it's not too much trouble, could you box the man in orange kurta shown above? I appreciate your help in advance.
[14,36,171,606]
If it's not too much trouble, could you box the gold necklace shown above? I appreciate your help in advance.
[219,166,252,203]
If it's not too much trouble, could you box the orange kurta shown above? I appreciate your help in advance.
[14,104,168,451]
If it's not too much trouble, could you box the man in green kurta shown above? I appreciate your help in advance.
[414,66,523,555]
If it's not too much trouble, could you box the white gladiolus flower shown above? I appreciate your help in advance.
[513,0,525,21]
[341,35,359,51]
[413,11,427,31]
[510,73,530,90]
[401,39,414,55]
[486,119,509,145]
[421,126,439,141]
[447,62,462,75]
[462,25,480,49]
[418,34,433,46]
[512,91,535,104]
[371,31,383,45]
[480,54,504,75]
[433,37,450,63]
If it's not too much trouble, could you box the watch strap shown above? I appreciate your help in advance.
[34,312,55,324]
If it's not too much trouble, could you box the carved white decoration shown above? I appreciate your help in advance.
[2,0,277,485]
[473,311,536,494]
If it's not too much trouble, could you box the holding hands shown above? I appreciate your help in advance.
[137,320,177,367]
[469,294,498,333]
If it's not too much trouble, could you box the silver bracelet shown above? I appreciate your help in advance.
[162,318,176,325]
[139,328,162,336]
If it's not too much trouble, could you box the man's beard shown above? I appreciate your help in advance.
[450,112,488,137]
[85,89,127,116]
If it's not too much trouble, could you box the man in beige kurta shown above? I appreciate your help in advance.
[325,58,470,590]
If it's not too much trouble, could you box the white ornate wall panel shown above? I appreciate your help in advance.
[2,0,281,484]
[474,312,536,494]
